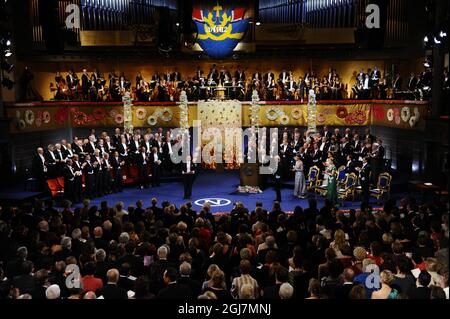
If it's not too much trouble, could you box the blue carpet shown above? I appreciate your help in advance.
[80,170,391,214]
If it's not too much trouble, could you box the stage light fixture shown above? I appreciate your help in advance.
[1,60,13,72]
[256,21,261,26]
[176,22,180,27]
[423,36,429,42]
[4,49,12,57]
[434,37,441,44]
[440,31,447,37]
[6,39,11,46]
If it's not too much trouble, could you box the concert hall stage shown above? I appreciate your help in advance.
[78,170,399,215]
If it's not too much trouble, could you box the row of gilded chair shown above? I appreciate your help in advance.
[305,165,392,206]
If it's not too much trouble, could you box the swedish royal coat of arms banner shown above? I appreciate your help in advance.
[192,1,251,59]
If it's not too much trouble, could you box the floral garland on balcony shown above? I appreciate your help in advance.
[179,90,189,132]
[122,92,133,132]
[307,89,317,135]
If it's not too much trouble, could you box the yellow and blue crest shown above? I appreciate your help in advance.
[193,4,249,58]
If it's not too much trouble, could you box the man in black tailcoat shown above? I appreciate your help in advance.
[358,157,371,211]
[182,155,196,200]
[271,156,283,202]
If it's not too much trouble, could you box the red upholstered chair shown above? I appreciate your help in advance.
[57,177,64,189]
[47,179,62,198]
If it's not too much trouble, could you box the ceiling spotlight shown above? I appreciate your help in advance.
[434,37,441,44]
[424,36,429,42]
[6,39,11,46]
[4,49,12,57]
[256,21,261,26]
[175,22,180,27]
[440,31,447,37]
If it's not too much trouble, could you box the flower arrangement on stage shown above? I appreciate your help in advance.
[345,110,367,125]
[73,111,89,125]
[147,115,157,126]
[109,109,118,118]
[93,108,106,121]
[115,113,124,124]
[135,108,147,120]
[237,185,262,194]
[393,108,401,125]
[122,92,134,132]
[55,108,69,125]
[18,120,26,130]
[307,90,317,135]
[160,108,173,122]
[401,107,411,123]
[336,106,348,119]
[279,113,290,125]
[266,107,282,121]
[291,107,302,120]
[179,91,189,131]
[250,90,261,128]
[387,109,394,122]
[373,105,385,121]
[42,111,51,124]
[25,110,35,125]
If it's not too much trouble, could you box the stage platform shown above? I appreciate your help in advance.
[72,170,404,214]
[0,189,46,206]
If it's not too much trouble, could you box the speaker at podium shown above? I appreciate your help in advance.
[240,163,261,187]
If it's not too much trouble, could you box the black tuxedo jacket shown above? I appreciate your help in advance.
[96,284,128,299]
[136,152,149,167]
[157,283,192,300]
[110,157,122,171]
[360,164,371,188]
[44,150,57,166]
[33,154,46,175]
[129,140,141,154]
[116,143,128,157]
[63,165,75,182]
[85,142,97,155]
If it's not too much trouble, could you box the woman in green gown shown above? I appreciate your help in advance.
[325,158,338,207]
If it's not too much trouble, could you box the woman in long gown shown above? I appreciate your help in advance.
[293,155,306,199]
[324,158,338,207]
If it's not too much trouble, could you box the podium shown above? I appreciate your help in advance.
[240,163,260,187]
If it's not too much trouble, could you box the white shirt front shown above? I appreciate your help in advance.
[186,161,191,173]
[39,154,47,172]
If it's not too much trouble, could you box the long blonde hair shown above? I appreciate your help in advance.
[333,229,346,251]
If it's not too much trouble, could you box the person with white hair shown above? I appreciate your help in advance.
[45,284,61,299]
[118,232,130,244]
[239,284,255,299]
[95,269,127,299]
[279,283,294,299]
[83,291,97,299]
[177,262,202,298]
